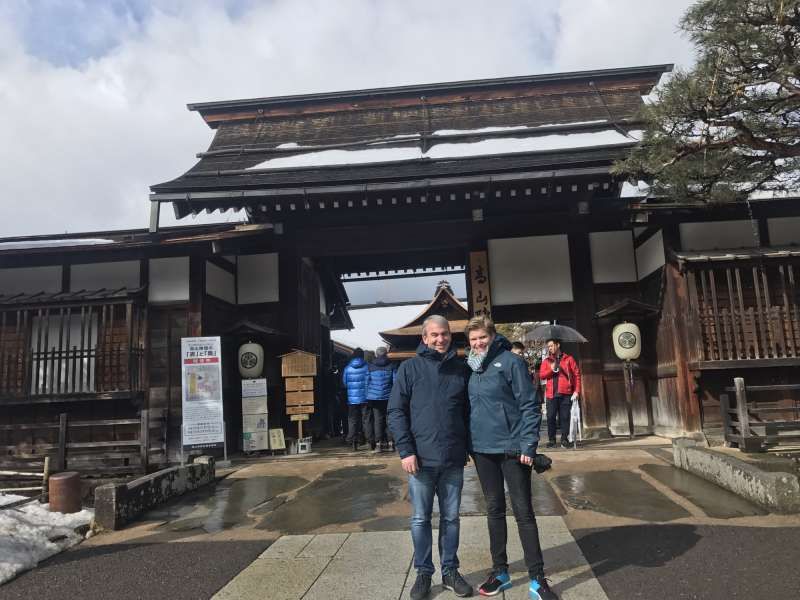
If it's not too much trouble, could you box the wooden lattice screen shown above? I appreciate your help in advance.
[687,261,800,362]
[0,299,145,401]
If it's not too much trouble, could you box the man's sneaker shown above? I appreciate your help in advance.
[410,573,432,600]
[529,575,558,600]
[478,570,511,596]
[546,440,556,448]
[442,570,473,597]
[560,439,571,449]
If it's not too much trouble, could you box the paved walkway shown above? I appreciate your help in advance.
[213,516,607,600]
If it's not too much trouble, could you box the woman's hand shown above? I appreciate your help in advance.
[519,454,533,466]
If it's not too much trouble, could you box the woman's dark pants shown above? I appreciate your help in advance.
[472,452,545,579]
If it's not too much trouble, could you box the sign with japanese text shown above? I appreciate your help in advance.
[181,336,224,450]
[469,251,493,319]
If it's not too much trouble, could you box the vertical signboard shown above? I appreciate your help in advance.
[181,336,225,451]
[469,251,493,318]
[242,378,269,451]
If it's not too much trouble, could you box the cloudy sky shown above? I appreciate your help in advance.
[1,0,696,240]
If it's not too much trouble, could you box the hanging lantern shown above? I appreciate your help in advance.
[612,322,641,361]
[238,342,264,378]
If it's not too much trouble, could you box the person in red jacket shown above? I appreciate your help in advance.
[539,339,581,449]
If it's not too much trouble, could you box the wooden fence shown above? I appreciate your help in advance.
[720,377,800,452]
[0,410,165,475]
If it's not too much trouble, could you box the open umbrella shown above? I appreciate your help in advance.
[524,323,588,344]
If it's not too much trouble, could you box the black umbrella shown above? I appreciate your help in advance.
[524,323,588,343]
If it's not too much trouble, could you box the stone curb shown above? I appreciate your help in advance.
[94,455,215,530]
[672,438,800,513]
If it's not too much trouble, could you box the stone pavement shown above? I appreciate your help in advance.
[213,516,607,600]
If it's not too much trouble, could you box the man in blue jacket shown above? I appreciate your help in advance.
[366,346,395,452]
[342,348,370,451]
[388,315,473,600]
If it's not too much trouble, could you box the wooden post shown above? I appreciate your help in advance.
[57,413,67,471]
[733,377,750,437]
[41,456,50,501]
[140,408,150,472]
[623,361,635,439]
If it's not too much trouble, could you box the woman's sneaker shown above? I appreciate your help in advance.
[478,570,512,596]
[529,575,558,600]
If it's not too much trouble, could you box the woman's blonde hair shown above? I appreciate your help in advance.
[464,316,496,337]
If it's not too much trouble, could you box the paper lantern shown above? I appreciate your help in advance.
[612,322,641,361]
[238,342,264,378]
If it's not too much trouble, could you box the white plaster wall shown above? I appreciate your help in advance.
[71,261,139,291]
[0,265,62,295]
[636,230,665,280]
[238,253,279,304]
[488,235,573,305]
[149,257,189,303]
[589,231,637,283]
[680,220,758,251]
[768,216,800,246]
[206,262,236,304]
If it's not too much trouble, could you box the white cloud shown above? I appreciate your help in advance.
[0,0,695,239]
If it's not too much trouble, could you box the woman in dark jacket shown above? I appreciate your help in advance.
[465,317,558,600]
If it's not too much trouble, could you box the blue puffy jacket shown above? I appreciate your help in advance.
[343,357,369,405]
[388,343,470,468]
[366,355,396,401]
[468,335,541,457]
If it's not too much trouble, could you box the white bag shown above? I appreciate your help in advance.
[568,398,582,444]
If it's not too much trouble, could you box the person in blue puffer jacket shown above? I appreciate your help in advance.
[366,346,396,452]
[343,348,370,451]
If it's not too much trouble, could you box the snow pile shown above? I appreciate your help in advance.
[248,129,640,170]
[0,494,93,585]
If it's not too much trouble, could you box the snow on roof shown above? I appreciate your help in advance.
[620,181,651,198]
[331,304,427,351]
[432,120,607,136]
[248,129,640,171]
[0,238,115,251]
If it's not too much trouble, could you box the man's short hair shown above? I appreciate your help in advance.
[375,346,388,357]
[464,316,496,337]
[511,341,525,352]
[546,338,561,345]
[421,314,450,336]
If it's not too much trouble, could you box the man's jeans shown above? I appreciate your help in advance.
[546,394,571,443]
[346,404,373,444]
[407,465,464,576]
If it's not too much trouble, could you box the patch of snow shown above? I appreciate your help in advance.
[248,129,638,170]
[0,239,115,251]
[432,120,606,136]
[620,181,651,198]
[276,142,300,149]
[0,494,93,584]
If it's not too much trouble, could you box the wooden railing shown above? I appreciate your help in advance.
[720,377,800,452]
[0,410,166,475]
[687,261,800,364]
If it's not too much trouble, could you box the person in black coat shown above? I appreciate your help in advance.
[388,315,473,600]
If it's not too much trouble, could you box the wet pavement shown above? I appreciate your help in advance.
[4,438,800,599]
[639,463,767,519]
[256,464,403,533]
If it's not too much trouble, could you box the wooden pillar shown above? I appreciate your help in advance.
[188,256,204,337]
[567,231,608,436]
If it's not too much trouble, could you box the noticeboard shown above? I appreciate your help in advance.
[181,336,225,451]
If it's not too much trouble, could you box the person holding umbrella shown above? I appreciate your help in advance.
[539,339,581,449]
[465,316,558,600]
